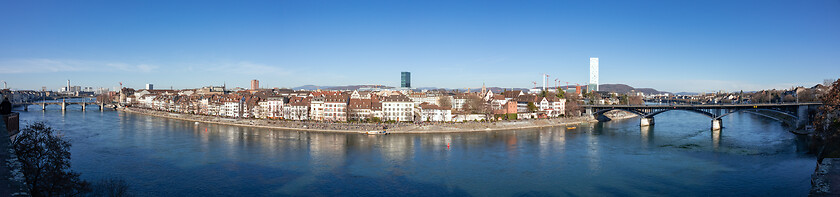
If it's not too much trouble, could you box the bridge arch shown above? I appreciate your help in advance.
[645,109,716,119]
[592,108,646,117]
[716,108,797,120]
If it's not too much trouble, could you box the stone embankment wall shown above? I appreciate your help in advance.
[120,107,597,133]
[1,113,27,196]
[812,158,840,196]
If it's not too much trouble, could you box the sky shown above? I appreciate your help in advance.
[0,0,838,93]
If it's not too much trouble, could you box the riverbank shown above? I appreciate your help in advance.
[1,114,28,196]
[812,158,840,196]
[118,107,619,134]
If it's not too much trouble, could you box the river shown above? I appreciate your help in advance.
[15,106,815,196]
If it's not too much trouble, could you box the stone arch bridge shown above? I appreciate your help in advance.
[583,103,821,130]
[14,100,115,111]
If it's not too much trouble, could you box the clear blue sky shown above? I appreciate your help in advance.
[1,0,838,92]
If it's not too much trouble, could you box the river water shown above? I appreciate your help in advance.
[15,106,815,196]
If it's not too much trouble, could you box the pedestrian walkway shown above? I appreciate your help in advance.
[1,113,26,196]
[812,158,840,196]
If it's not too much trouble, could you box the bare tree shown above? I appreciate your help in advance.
[814,78,840,162]
[783,94,796,103]
[90,178,131,197]
[438,96,452,109]
[565,94,582,116]
[628,95,644,105]
[815,79,840,133]
[466,95,485,113]
[13,122,91,196]
[798,89,819,102]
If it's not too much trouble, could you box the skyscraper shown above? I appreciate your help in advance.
[251,79,259,90]
[589,57,599,92]
[146,84,154,90]
[401,72,411,88]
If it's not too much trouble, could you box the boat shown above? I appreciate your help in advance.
[365,130,388,135]
[566,126,576,130]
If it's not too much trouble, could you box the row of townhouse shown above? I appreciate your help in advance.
[127,87,568,122]
[489,90,566,118]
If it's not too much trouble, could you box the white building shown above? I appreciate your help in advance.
[283,97,310,120]
[419,103,452,122]
[451,95,468,111]
[309,97,325,121]
[259,97,285,118]
[222,100,241,117]
[590,57,599,92]
[382,95,414,122]
[538,97,566,117]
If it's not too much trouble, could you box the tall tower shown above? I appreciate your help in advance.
[67,80,70,92]
[401,72,411,88]
[589,57,599,92]
[251,79,260,90]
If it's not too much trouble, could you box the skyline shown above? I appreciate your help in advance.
[1,0,839,92]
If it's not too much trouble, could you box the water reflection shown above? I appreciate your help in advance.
[587,123,601,174]
[712,129,722,151]
[12,110,817,196]
[640,125,653,149]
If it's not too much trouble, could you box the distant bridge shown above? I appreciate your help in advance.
[583,103,821,130]
[14,100,116,111]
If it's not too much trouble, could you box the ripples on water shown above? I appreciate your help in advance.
[16,108,815,196]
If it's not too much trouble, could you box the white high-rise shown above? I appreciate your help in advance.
[589,57,599,92]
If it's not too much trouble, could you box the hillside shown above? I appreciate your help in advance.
[598,84,670,95]
[292,85,395,91]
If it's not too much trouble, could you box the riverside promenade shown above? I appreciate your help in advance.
[1,113,26,196]
[119,107,607,133]
[812,158,840,196]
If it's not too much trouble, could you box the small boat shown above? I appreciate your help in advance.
[566,126,576,130]
[365,130,388,135]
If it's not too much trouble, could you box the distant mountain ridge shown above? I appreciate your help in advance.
[292,84,668,95]
[598,84,670,95]
[292,85,394,91]
[292,85,530,92]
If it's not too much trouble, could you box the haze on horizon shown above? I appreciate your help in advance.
[0,0,838,93]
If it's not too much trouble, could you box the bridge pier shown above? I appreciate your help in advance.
[640,117,654,126]
[797,105,810,128]
[61,102,66,111]
[711,118,723,130]
[23,105,28,111]
[41,104,46,111]
[81,104,86,111]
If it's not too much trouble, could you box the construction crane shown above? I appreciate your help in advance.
[532,81,537,89]
[542,74,550,91]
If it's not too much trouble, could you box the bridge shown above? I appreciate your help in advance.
[583,103,822,130]
[13,100,116,111]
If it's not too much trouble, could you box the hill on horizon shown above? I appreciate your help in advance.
[598,84,670,95]
[291,84,668,95]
